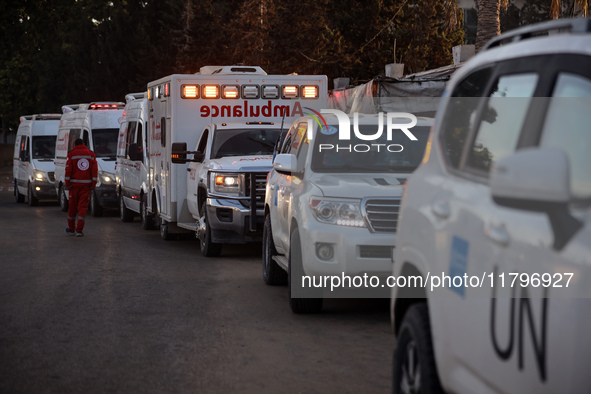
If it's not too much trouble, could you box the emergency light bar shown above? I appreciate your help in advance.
[89,103,125,110]
[176,84,322,100]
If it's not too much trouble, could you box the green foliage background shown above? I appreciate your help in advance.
[0,0,466,137]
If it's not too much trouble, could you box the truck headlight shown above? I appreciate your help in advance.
[212,172,243,195]
[309,197,366,227]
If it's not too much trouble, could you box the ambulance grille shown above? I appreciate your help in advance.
[242,172,268,210]
[363,198,401,233]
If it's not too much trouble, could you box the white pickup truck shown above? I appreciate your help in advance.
[171,121,283,257]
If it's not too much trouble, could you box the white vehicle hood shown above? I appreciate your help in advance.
[210,155,273,172]
[309,172,408,199]
[32,159,55,173]
[97,158,116,174]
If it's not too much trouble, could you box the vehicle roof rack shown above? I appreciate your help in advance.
[484,18,591,50]
[125,92,146,103]
[19,114,62,122]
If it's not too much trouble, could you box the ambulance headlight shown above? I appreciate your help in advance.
[99,171,115,184]
[212,172,242,195]
[34,171,46,181]
[309,197,366,228]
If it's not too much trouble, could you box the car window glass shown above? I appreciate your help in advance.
[467,73,538,173]
[280,125,296,154]
[293,122,309,174]
[197,129,209,155]
[539,73,591,200]
[440,67,493,168]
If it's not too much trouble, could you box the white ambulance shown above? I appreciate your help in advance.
[13,114,61,205]
[115,93,151,226]
[145,65,327,253]
[54,102,124,216]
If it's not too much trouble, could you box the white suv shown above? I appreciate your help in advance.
[263,114,432,313]
[391,19,591,394]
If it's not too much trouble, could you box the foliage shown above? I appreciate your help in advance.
[0,0,464,139]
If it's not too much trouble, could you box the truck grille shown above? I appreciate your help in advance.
[48,172,56,182]
[242,172,268,210]
[363,198,401,233]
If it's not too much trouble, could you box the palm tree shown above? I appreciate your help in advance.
[551,0,589,19]
[475,0,509,53]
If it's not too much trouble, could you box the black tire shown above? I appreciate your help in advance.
[89,190,103,217]
[262,214,287,285]
[15,181,25,203]
[393,303,443,394]
[141,193,155,230]
[59,185,69,212]
[199,202,222,257]
[288,227,323,314]
[159,219,175,241]
[28,183,39,206]
[119,193,134,222]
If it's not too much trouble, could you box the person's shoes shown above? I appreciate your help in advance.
[66,228,75,235]
[75,232,84,237]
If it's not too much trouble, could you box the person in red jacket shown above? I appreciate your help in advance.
[65,139,98,236]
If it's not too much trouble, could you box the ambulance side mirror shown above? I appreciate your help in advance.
[171,142,204,164]
[128,143,143,161]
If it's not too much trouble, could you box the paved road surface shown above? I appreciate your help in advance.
[0,191,394,393]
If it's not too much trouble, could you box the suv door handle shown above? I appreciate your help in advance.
[431,202,450,219]
[270,185,275,190]
[280,189,286,196]
[485,223,510,247]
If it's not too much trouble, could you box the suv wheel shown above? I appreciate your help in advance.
[59,185,69,212]
[119,194,134,222]
[15,181,25,203]
[198,202,222,257]
[288,227,323,314]
[393,303,443,394]
[262,214,288,285]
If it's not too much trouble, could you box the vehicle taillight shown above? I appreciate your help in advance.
[181,85,199,99]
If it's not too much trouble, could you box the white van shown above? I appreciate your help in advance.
[13,114,61,205]
[116,93,150,225]
[54,102,124,215]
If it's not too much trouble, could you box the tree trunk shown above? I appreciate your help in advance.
[475,0,501,53]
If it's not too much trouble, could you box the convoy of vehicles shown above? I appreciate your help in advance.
[143,65,327,253]
[54,102,124,216]
[390,18,591,394]
[263,114,432,313]
[13,114,61,205]
[10,17,591,391]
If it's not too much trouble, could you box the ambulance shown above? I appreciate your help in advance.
[145,65,327,254]
[13,114,61,205]
[115,93,151,226]
[54,102,124,216]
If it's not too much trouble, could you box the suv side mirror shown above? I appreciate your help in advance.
[490,147,582,250]
[273,153,296,174]
[128,143,142,161]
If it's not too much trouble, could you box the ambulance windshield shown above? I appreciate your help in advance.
[92,128,118,158]
[212,128,281,159]
[32,136,56,159]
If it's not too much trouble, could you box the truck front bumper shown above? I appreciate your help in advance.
[95,184,118,207]
[206,197,264,244]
